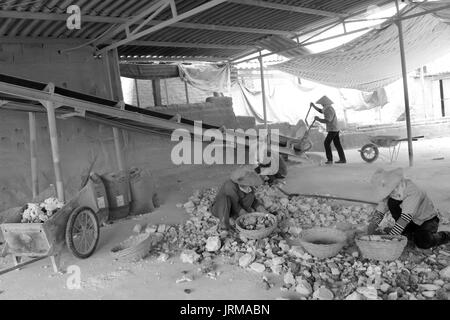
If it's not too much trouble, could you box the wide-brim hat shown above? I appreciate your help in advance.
[370,168,404,201]
[231,166,263,187]
[316,95,334,106]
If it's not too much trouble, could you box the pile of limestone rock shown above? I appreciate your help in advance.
[138,185,450,300]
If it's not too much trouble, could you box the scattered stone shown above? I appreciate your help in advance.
[145,225,157,234]
[239,254,254,268]
[271,265,282,275]
[250,263,266,273]
[272,257,285,266]
[176,275,193,284]
[284,272,296,286]
[388,292,398,300]
[439,266,450,280]
[345,292,364,300]
[313,287,334,300]
[422,291,435,298]
[205,236,221,252]
[133,224,143,233]
[296,280,313,297]
[357,287,378,300]
[180,250,200,264]
[184,289,192,294]
[418,284,440,291]
[157,224,167,233]
[157,253,169,262]
[380,283,390,293]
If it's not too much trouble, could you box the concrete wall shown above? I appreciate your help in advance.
[0,43,111,98]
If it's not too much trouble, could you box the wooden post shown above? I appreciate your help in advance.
[152,79,162,106]
[45,102,64,202]
[395,0,413,167]
[184,81,190,104]
[104,49,126,171]
[164,79,169,105]
[135,78,141,108]
[28,112,39,199]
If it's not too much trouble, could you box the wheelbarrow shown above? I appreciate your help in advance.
[0,172,118,275]
[358,135,424,163]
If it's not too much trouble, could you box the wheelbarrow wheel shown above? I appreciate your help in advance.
[360,143,379,163]
[66,207,100,259]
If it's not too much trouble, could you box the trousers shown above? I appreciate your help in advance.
[324,131,346,162]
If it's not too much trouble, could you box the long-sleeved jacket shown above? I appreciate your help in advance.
[213,179,261,216]
[371,179,437,235]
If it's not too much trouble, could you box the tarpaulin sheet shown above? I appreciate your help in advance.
[178,63,230,93]
[273,6,450,91]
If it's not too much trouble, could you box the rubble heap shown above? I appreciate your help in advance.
[139,185,450,300]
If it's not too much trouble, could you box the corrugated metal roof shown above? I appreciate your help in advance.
[0,0,385,61]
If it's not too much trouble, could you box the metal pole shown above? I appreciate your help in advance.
[28,112,38,199]
[45,103,64,202]
[439,79,445,117]
[258,51,268,129]
[395,0,413,167]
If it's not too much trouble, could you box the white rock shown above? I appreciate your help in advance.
[388,292,398,300]
[423,291,436,298]
[250,262,266,273]
[433,279,444,286]
[345,292,364,300]
[133,224,143,233]
[284,272,296,286]
[271,265,282,275]
[157,253,169,262]
[439,266,450,280]
[357,287,378,300]
[205,236,221,252]
[180,250,200,264]
[331,268,340,276]
[145,225,158,233]
[289,246,305,258]
[380,283,390,293]
[419,284,440,291]
[239,254,254,268]
[272,257,285,266]
[183,201,195,209]
[157,224,166,233]
[295,280,312,297]
[313,287,334,300]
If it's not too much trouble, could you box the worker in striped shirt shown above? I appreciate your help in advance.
[367,168,450,249]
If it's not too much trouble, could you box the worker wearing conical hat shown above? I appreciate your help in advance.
[211,166,268,230]
[367,168,450,249]
[311,95,346,165]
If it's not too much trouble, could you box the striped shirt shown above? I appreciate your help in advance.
[372,179,437,235]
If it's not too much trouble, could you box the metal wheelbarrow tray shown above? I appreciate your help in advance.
[0,198,100,274]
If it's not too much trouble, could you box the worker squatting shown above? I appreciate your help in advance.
[179,304,270,317]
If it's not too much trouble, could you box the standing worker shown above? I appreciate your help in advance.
[311,96,346,164]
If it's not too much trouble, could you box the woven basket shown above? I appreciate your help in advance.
[298,227,347,259]
[355,235,407,261]
[110,233,155,262]
[235,212,277,240]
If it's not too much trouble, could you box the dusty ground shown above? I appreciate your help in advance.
[0,137,449,300]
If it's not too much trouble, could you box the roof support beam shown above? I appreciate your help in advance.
[226,0,344,18]
[97,0,228,54]
[0,10,294,36]
[0,36,252,50]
